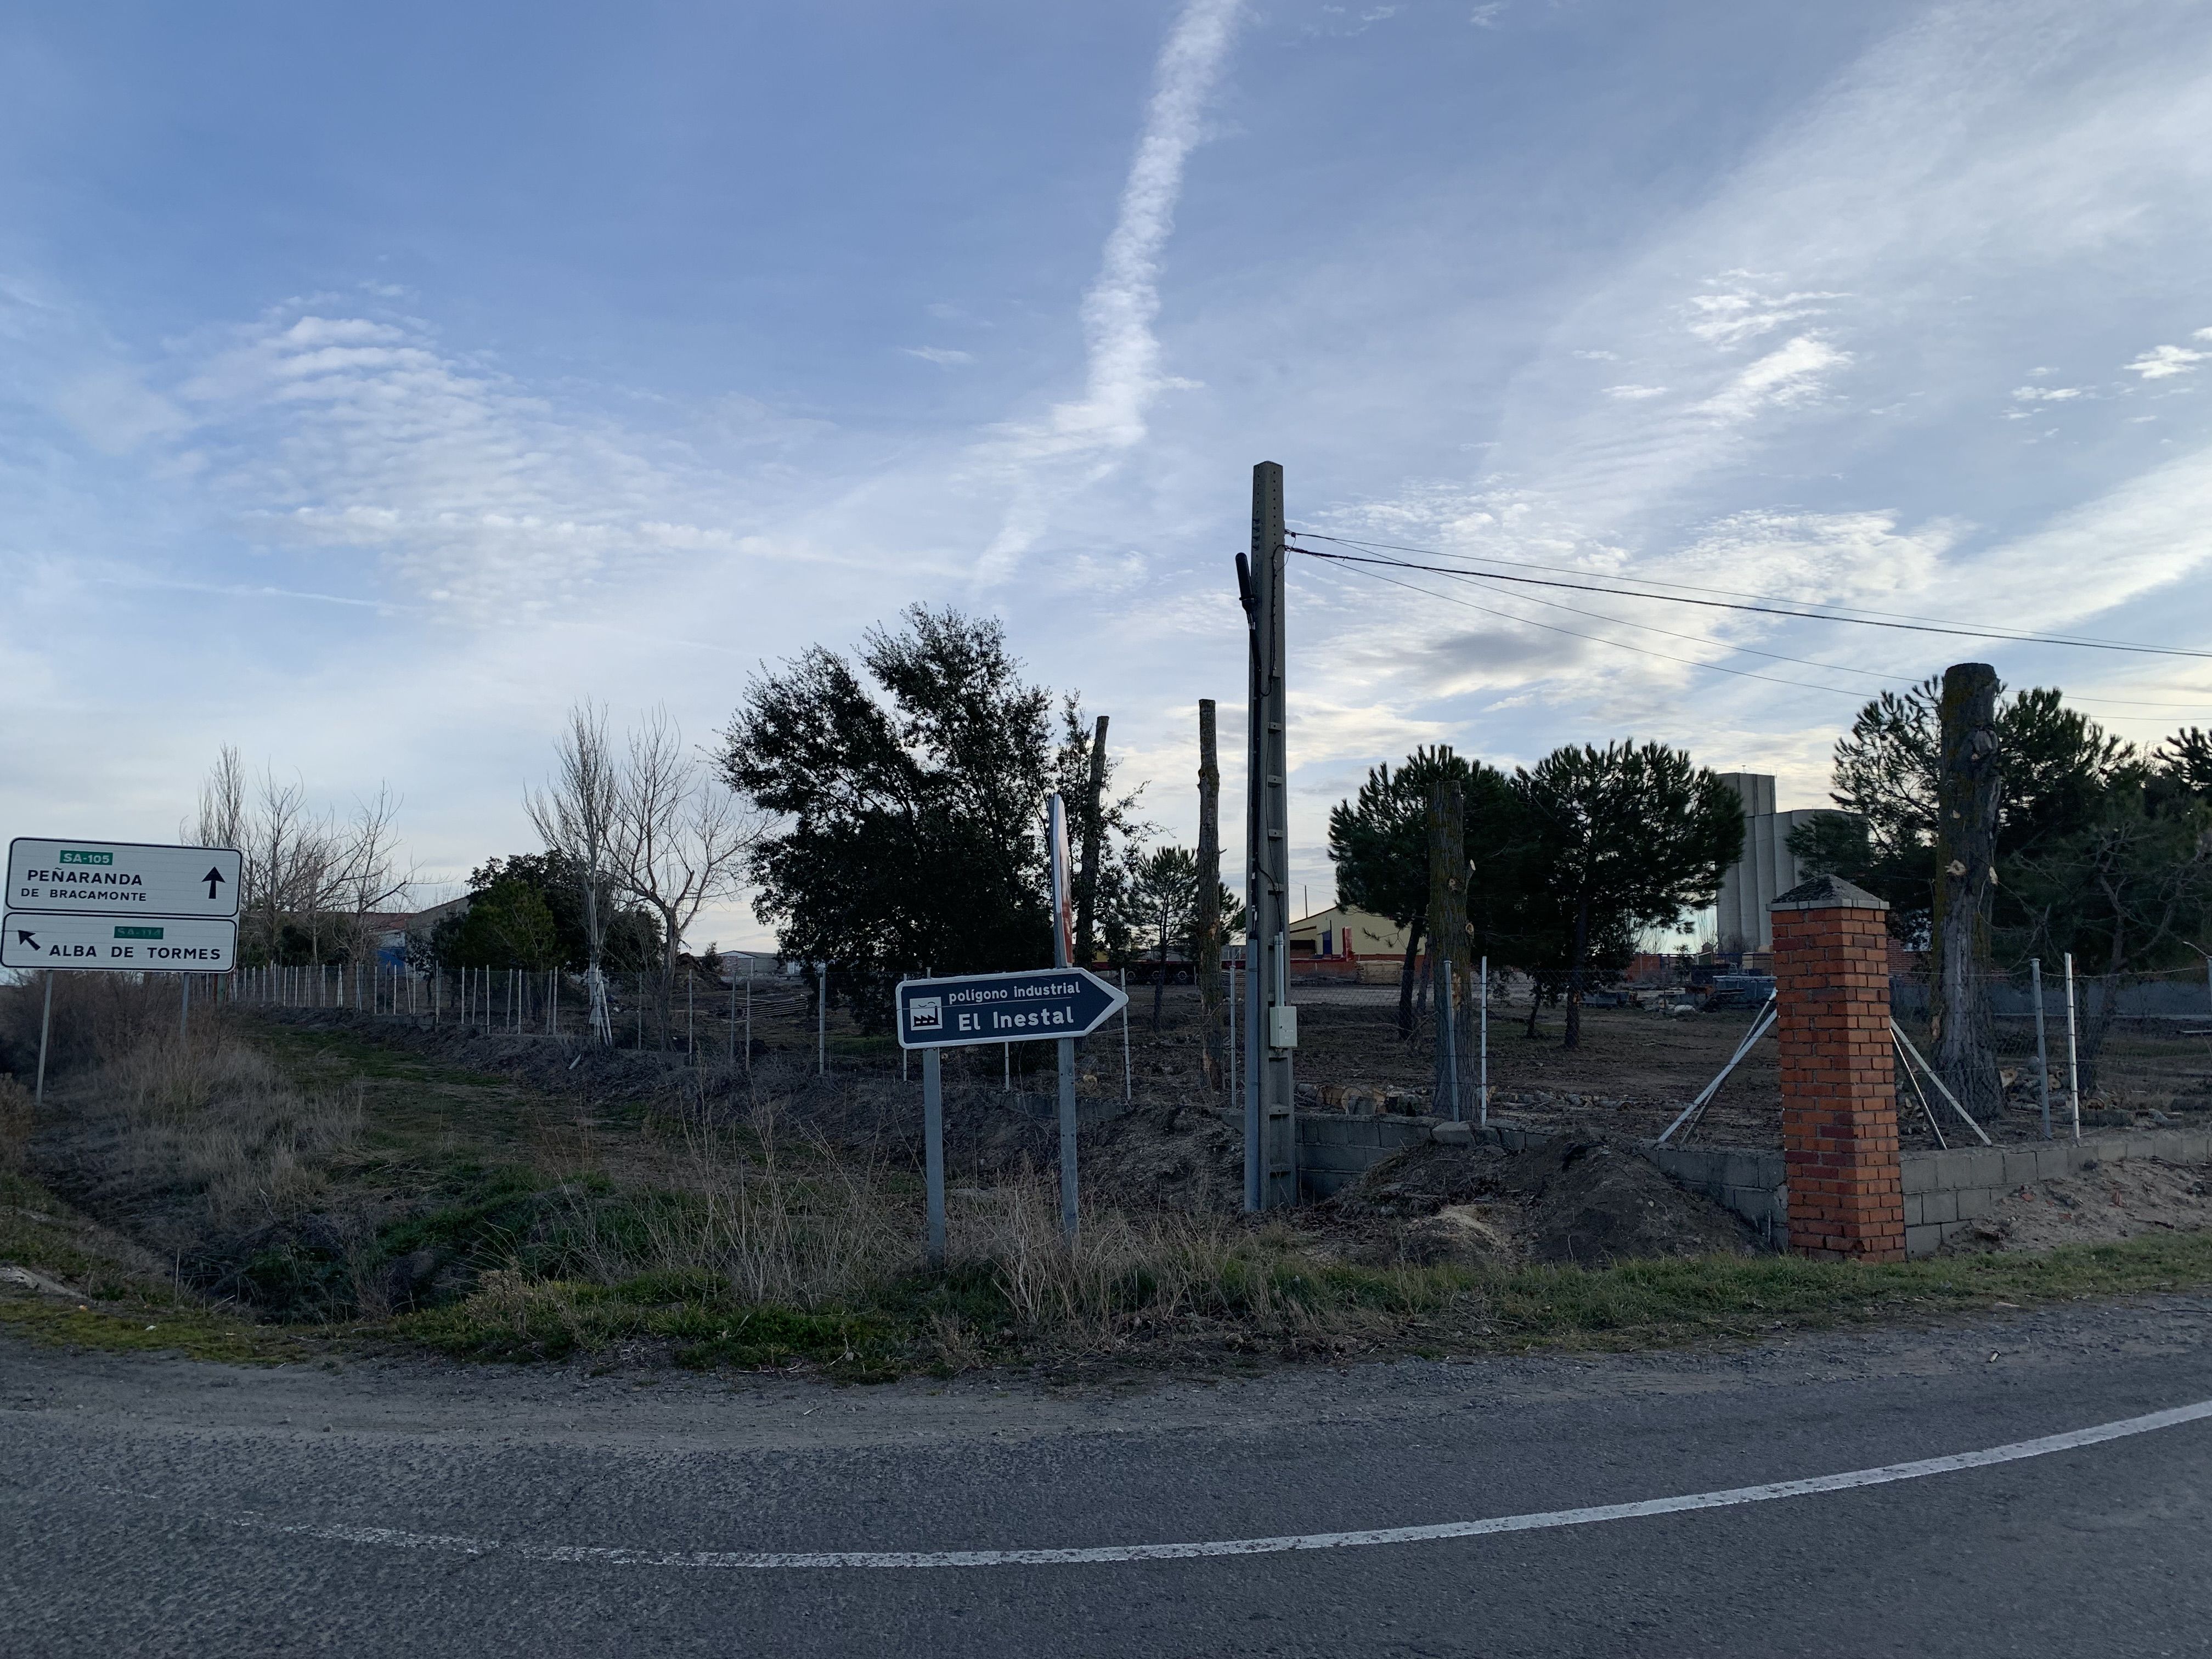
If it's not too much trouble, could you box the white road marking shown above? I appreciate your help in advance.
[239,1397,2212,1571]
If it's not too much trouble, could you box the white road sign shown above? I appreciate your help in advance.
[3,913,238,972]
[7,838,241,920]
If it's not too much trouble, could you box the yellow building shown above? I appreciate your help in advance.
[1286,904,1410,980]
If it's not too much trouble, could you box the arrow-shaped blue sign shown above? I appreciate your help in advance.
[896,966,1128,1050]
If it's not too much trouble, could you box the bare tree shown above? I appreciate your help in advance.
[194,744,246,853]
[613,707,763,1040]
[194,750,410,968]
[330,785,414,966]
[526,701,623,1043]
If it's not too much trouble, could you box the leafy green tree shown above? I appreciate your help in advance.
[1790,678,2141,945]
[420,853,661,972]
[720,606,1090,1026]
[1514,742,1743,1049]
[1129,845,1199,1029]
[1330,748,1507,1036]
[2005,748,2212,1090]
[1330,746,1547,1039]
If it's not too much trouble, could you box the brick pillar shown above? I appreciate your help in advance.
[1769,875,1905,1261]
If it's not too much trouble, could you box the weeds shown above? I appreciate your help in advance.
[105,1034,362,1224]
[9,987,2212,1379]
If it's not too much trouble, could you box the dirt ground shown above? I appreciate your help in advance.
[1318,1136,1760,1269]
[1944,1159,2212,1255]
[283,978,2212,1159]
[1089,986,2212,1152]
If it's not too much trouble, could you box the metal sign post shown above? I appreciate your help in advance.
[922,1048,946,1266]
[896,961,1130,1259]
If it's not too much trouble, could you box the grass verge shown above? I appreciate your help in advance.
[10,1000,2212,1381]
[379,1224,2212,1379]
[1,1169,320,1364]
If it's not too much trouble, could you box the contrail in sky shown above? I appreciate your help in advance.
[977,0,1242,581]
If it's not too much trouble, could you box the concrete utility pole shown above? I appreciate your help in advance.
[1932,661,2004,1119]
[1240,461,1297,1210]
[1194,698,1225,1092]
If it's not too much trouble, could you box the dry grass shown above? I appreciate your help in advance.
[99,1029,363,1225]
[0,1074,31,1172]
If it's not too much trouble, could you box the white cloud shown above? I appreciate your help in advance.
[2011,385,2084,400]
[1694,335,1849,420]
[1469,3,1506,26]
[49,367,189,454]
[2125,342,2207,379]
[1604,383,1667,399]
[165,307,834,613]
[901,346,974,365]
[1684,278,1847,348]
[1570,348,1618,360]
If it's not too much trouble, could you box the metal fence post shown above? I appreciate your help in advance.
[1478,953,1489,1127]
[1121,967,1131,1103]
[2063,952,2081,1143]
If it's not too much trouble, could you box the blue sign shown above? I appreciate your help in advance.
[896,966,1128,1049]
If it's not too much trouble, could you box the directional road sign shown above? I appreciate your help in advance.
[896,966,1128,1051]
[7,838,241,920]
[3,913,238,973]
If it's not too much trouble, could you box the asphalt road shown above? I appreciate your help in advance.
[5,1299,2211,1658]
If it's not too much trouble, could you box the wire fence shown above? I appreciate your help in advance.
[176,954,2212,1147]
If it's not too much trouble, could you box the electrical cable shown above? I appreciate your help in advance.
[1302,556,1878,697]
[1296,545,2209,716]
[1285,533,2212,662]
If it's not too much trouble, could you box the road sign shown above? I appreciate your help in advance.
[896,966,1128,1050]
[3,913,238,972]
[7,838,241,920]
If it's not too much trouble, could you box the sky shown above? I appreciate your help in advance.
[4,0,2212,950]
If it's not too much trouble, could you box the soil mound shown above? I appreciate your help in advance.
[1943,1158,2212,1253]
[1335,1136,1759,1266]
[1334,1143,1508,1218]
[1079,1104,1245,1214]
[1504,1140,1759,1265]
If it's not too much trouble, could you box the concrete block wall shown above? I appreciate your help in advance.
[1901,1126,2212,1256]
[1641,1146,1788,1243]
[1284,1113,1549,1198]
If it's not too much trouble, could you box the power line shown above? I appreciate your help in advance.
[1285,533,2212,662]
[1305,557,2210,723]
[1298,544,2212,715]
[1305,556,1880,697]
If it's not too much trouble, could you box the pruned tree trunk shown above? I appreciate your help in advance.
[1075,714,1108,968]
[1395,924,1424,1040]
[1564,896,1589,1050]
[1426,782,1468,1107]
[1194,701,1225,1089]
[1931,662,2004,1119]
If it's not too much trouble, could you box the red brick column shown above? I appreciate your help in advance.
[1769,876,1904,1261]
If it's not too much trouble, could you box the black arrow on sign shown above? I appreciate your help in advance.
[203,867,227,901]
[15,930,36,949]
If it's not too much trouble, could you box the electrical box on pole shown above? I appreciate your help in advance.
[1240,461,1297,1210]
